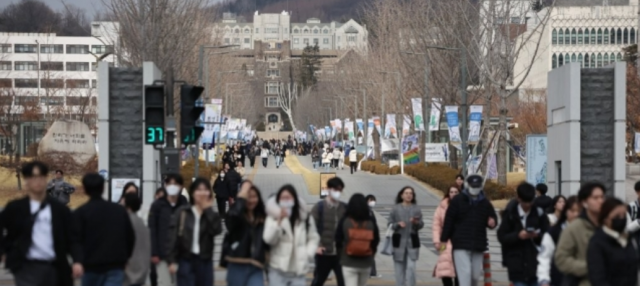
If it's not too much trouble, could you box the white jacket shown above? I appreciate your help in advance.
[322,152,333,164]
[263,196,320,276]
[627,200,640,233]
[537,232,556,283]
[349,150,357,162]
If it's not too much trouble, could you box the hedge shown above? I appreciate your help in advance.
[180,159,222,190]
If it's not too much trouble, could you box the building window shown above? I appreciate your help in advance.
[66,62,90,71]
[590,53,596,67]
[15,61,37,71]
[256,28,259,33]
[584,54,590,68]
[67,79,90,88]
[303,38,309,45]
[510,17,520,24]
[40,44,63,54]
[0,61,11,71]
[577,29,583,45]
[224,38,230,44]
[571,28,576,45]
[265,96,279,107]
[347,35,356,42]
[265,28,278,33]
[284,28,288,33]
[91,45,112,54]
[14,44,37,53]
[617,52,622,61]
[323,38,329,44]
[41,79,64,88]
[590,28,596,44]
[631,28,637,44]
[313,29,318,34]
[244,29,249,33]
[0,79,11,88]
[338,36,341,42]
[323,29,329,34]
[603,28,609,44]
[552,29,557,45]
[603,53,610,66]
[244,38,250,44]
[294,38,299,44]
[597,28,603,44]
[267,69,280,77]
[40,96,65,106]
[265,82,279,94]
[624,28,629,44]
[584,29,590,44]
[571,53,576,62]
[558,29,564,45]
[578,54,583,67]
[564,28,570,45]
[40,62,64,71]
[92,79,97,88]
[67,45,89,54]
[233,38,240,44]
[304,29,309,33]
[294,29,299,33]
[313,38,319,45]
[15,79,38,88]
[0,44,11,53]
[558,54,564,66]
[235,29,239,33]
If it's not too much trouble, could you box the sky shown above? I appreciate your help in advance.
[0,0,106,18]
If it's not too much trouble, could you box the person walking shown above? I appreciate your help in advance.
[365,195,380,279]
[224,181,268,286]
[213,170,230,218]
[123,193,151,286]
[537,196,581,286]
[497,182,550,286]
[338,147,345,170]
[454,175,464,192]
[74,173,135,286]
[626,181,640,233]
[149,174,189,286]
[248,145,257,168]
[264,185,320,285]
[225,162,241,202]
[118,182,139,206]
[312,146,321,170]
[335,193,380,286]
[236,161,246,178]
[274,147,283,169]
[311,177,347,286]
[554,182,606,286]
[46,169,75,205]
[533,183,553,211]
[546,195,566,226]
[0,161,81,286]
[349,148,358,174]
[432,186,460,286]
[389,186,425,286]
[322,149,333,172]
[332,148,341,169]
[167,178,223,286]
[586,197,639,286]
[440,174,497,286]
[261,146,270,168]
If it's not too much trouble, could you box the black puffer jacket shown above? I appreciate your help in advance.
[497,199,549,283]
[167,206,222,263]
[148,195,188,259]
[440,190,497,252]
[213,176,231,199]
[534,195,554,212]
[587,228,639,286]
[224,198,269,268]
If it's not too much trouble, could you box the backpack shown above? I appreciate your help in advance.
[345,219,374,257]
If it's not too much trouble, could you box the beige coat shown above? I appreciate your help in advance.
[554,215,596,286]
[432,199,455,278]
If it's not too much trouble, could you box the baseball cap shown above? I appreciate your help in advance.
[466,174,484,188]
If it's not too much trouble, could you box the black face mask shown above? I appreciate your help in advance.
[611,217,627,233]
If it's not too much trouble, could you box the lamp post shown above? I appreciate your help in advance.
[379,71,403,175]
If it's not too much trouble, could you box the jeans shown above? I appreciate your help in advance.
[323,163,331,172]
[453,250,484,286]
[226,263,264,286]
[311,255,344,286]
[369,259,377,276]
[511,282,537,286]
[313,161,319,169]
[216,197,228,218]
[268,269,305,286]
[82,269,125,286]
[14,261,57,286]
[156,260,173,286]
[342,266,369,286]
[262,158,268,167]
[393,252,417,286]
[250,157,256,167]
[350,162,357,174]
[177,258,213,286]
[275,156,282,167]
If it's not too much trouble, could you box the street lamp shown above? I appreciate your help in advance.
[403,46,468,175]
[378,71,404,175]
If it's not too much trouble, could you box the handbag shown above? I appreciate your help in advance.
[380,224,394,256]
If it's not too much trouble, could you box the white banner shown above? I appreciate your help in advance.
[381,139,399,152]
[468,105,483,144]
[367,118,375,147]
[402,115,411,137]
[356,118,364,135]
[526,135,548,184]
[201,99,222,144]
[635,132,640,153]
[425,143,450,162]
[385,114,397,138]
[429,98,442,131]
[344,119,355,141]
[411,98,425,131]
[445,106,461,149]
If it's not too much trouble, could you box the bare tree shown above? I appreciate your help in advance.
[277,82,299,132]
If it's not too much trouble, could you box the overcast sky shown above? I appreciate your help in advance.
[0,0,106,18]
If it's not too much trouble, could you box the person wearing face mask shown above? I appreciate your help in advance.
[587,197,639,286]
[148,174,189,286]
[213,170,230,218]
[365,195,380,279]
[263,185,320,285]
[167,178,222,286]
[440,174,497,286]
[554,182,605,286]
[432,186,460,286]
[311,177,347,286]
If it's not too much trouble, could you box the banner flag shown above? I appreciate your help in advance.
[445,106,461,149]
[324,126,331,139]
[411,98,424,131]
[402,115,411,137]
[425,143,450,162]
[373,116,381,136]
[402,134,420,165]
[330,120,337,138]
[385,114,397,138]
[526,135,548,184]
[367,118,375,147]
[468,105,483,144]
[356,119,364,135]
[429,98,442,131]
[635,133,640,153]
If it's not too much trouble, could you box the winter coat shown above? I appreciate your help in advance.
[554,212,596,286]
[533,195,553,212]
[125,211,151,285]
[263,196,319,276]
[213,176,230,199]
[47,178,75,205]
[312,150,321,162]
[497,200,550,284]
[148,195,189,259]
[440,190,497,252]
[432,199,455,278]
[389,203,424,262]
[167,206,222,263]
[224,198,268,268]
[260,148,269,158]
[587,227,639,286]
[537,222,565,285]
[335,216,380,269]
[349,150,357,162]
[322,152,333,164]
[627,200,640,233]
[225,169,241,198]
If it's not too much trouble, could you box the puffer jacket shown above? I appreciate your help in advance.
[554,211,596,286]
[263,196,320,275]
[322,152,333,164]
[349,150,357,162]
[167,205,223,264]
[224,198,269,268]
[440,190,497,252]
[432,199,455,278]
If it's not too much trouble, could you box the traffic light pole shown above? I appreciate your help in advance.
[161,68,182,175]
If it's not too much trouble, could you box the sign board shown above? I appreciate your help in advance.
[319,173,336,198]
[110,178,141,203]
[526,134,547,184]
[425,143,450,162]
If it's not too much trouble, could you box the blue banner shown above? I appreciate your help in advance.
[445,106,461,149]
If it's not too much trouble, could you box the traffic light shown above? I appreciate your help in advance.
[180,84,205,145]
[144,85,165,145]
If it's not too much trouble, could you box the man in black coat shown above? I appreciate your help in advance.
[0,161,82,286]
[74,173,135,285]
[533,183,553,211]
[498,182,550,286]
[440,174,497,286]
[148,174,188,286]
[224,162,241,200]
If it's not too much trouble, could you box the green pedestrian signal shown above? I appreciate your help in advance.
[144,85,166,145]
[146,126,164,144]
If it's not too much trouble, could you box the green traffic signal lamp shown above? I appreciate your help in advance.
[144,85,165,145]
[180,84,205,145]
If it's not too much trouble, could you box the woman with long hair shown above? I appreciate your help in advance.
[167,178,223,286]
[454,175,464,191]
[389,187,424,286]
[118,182,139,205]
[311,146,321,170]
[432,186,460,286]
[546,195,566,226]
[263,185,319,285]
[335,193,380,286]
[537,196,581,286]
[224,180,268,286]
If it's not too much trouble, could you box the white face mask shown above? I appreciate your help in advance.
[468,187,482,196]
[330,190,342,200]
[220,173,225,178]
[166,185,181,196]
[279,200,295,208]
[368,201,376,208]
